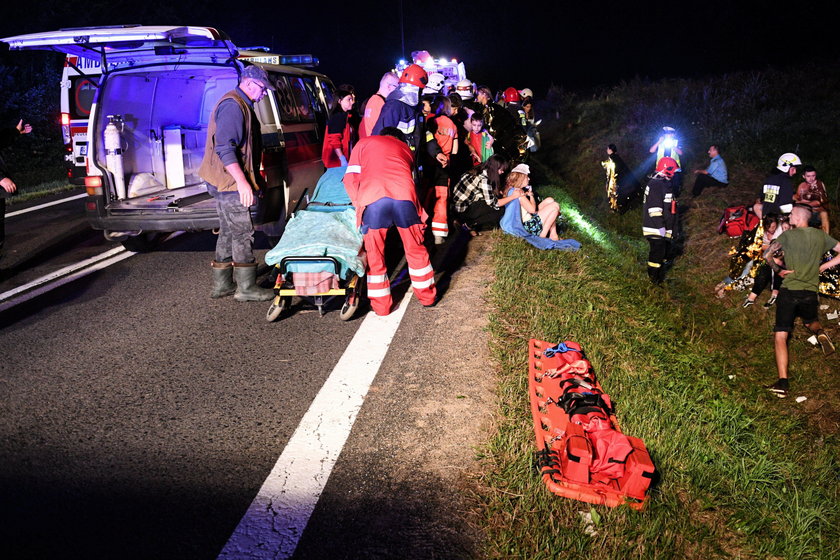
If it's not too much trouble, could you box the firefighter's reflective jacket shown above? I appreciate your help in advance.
[642,177,676,238]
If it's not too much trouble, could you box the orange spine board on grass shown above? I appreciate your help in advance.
[528,339,656,510]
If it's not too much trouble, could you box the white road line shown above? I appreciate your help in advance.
[218,293,413,560]
[0,246,135,313]
[5,193,87,218]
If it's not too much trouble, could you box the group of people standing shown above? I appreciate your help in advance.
[296,63,551,315]
[630,133,839,398]
[321,65,540,240]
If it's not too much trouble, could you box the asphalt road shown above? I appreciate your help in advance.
[0,198,363,559]
[0,196,493,559]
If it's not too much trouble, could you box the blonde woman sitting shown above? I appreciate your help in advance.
[500,163,562,240]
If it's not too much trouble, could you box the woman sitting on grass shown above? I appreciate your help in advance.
[451,154,511,234]
[500,163,562,240]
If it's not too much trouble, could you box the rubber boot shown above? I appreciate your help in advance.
[210,261,236,299]
[233,262,274,302]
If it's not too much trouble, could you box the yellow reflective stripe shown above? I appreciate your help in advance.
[647,207,663,216]
[647,261,661,268]
[643,227,662,236]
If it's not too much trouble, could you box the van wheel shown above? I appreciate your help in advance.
[266,296,290,322]
[121,233,162,253]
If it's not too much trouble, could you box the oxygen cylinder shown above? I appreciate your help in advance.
[104,114,126,200]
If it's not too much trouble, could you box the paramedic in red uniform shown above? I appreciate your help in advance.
[321,89,355,168]
[358,72,399,139]
[426,95,459,244]
[343,127,437,315]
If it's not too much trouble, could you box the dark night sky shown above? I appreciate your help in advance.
[3,1,839,96]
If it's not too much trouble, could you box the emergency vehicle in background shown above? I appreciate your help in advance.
[60,54,102,184]
[395,50,467,93]
[2,25,335,251]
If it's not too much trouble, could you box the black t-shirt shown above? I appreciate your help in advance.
[759,171,794,215]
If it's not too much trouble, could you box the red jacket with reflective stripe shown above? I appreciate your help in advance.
[322,111,353,168]
[344,135,427,226]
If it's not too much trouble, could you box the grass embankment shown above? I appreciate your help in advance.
[7,179,77,204]
[477,66,839,559]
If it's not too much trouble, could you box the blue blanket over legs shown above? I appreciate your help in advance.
[264,168,365,277]
[500,190,581,251]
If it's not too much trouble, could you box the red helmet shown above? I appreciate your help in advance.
[503,87,520,103]
[656,157,678,178]
[399,64,428,88]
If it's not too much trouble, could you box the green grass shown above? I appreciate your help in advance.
[477,64,840,558]
[6,179,77,204]
[479,65,840,559]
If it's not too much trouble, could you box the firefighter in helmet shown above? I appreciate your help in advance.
[643,157,679,284]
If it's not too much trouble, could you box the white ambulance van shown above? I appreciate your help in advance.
[60,53,101,184]
[1,25,335,250]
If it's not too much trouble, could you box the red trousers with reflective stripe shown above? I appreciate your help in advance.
[430,184,449,238]
[363,223,437,316]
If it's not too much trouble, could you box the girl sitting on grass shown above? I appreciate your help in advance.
[500,163,562,240]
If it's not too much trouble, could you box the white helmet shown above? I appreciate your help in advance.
[519,88,533,99]
[777,152,802,172]
[423,73,446,94]
[455,78,474,99]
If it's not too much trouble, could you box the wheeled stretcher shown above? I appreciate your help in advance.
[264,168,366,321]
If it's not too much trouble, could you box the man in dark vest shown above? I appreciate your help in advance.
[199,65,275,301]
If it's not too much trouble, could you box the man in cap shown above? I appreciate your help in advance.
[199,64,275,302]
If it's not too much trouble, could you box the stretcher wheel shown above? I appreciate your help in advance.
[339,300,357,321]
[266,296,290,322]
[339,275,364,321]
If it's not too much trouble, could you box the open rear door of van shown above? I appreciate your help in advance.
[1,25,238,68]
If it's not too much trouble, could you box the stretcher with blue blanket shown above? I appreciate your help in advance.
[264,167,366,321]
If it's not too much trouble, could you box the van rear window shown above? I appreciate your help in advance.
[70,75,97,119]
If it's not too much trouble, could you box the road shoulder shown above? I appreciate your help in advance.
[293,233,498,559]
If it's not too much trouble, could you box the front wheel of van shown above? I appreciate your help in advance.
[120,233,162,253]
